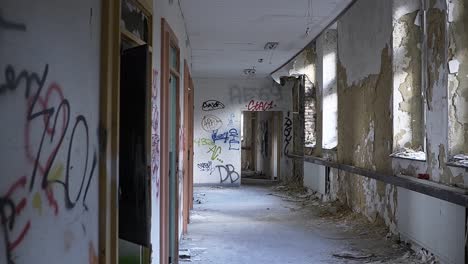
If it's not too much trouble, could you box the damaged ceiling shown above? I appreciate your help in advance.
[179,0,353,78]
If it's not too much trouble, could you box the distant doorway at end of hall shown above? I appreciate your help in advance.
[241,111,282,181]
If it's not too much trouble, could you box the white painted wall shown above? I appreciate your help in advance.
[152,0,193,260]
[193,78,293,185]
[0,1,101,263]
[397,188,465,264]
[303,163,326,195]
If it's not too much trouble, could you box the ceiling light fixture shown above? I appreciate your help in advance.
[243,68,256,77]
[264,42,279,50]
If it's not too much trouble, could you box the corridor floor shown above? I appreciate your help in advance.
[180,184,424,264]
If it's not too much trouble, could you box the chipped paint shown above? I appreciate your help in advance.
[447,0,468,155]
[393,9,424,150]
[337,44,395,227]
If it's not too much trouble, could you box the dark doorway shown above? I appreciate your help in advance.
[119,44,151,247]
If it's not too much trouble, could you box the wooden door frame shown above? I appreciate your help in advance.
[99,0,120,263]
[182,61,194,234]
[189,77,195,210]
[161,17,180,264]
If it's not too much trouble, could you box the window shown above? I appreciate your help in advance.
[320,28,338,149]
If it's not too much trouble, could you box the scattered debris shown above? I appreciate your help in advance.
[332,251,374,260]
[391,148,426,161]
[450,154,468,167]
[416,248,438,264]
[179,249,191,261]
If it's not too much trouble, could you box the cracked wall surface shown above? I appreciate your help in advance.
[448,0,468,155]
[391,1,466,262]
[393,0,424,151]
[336,0,396,231]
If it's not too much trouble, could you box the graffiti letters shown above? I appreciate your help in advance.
[207,145,222,161]
[246,100,275,111]
[202,100,225,111]
[283,112,292,155]
[210,128,240,151]
[152,69,160,198]
[195,138,215,147]
[201,115,223,132]
[211,130,229,144]
[228,128,239,150]
[197,161,213,172]
[213,164,240,184]
[0,64,97,258]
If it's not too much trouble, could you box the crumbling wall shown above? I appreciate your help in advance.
[391,1,465,263]
[393,0,424,151]
[448,0,468,156]
[336,0,397,230]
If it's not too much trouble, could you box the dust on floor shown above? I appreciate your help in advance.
[180,184,435,264]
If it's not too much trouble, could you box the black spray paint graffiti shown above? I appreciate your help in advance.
[197,161,213,172]
[283,112,292,155]
[212,164,240,184]
[202,100,225,111]
[201,115,223,132]
[0,11,27,32]
[0,64,97,260]
[0,198,15,264]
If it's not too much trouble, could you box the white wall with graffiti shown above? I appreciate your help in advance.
[0,1,101,263]
[193,77,293,185]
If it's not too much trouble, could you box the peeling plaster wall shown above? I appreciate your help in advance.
[336,0,396,231]
[391,1,466,262]
[393,0,424,150]
[448,0,468,155]
[272,44,318,150]
[0,1,101,263]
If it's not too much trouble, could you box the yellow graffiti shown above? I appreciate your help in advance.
[32,192,42,215]
[195,138,215,147]
[48,163,64,181]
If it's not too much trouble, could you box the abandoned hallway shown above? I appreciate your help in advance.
[2,0,468,263]
[181,184,421,263]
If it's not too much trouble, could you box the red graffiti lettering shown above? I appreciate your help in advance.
[246,100,275,111]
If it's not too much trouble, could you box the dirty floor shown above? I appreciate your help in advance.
[180,184,429,264]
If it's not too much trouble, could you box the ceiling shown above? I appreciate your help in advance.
[179,0,352,79]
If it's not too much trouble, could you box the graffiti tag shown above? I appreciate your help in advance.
[201,115,223,132]
[283,112,292,155]
[212,164,240,184]
[246,100,275,111]
[202,100,225,111]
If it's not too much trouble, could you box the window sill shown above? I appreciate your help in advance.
[390,152,426,162]
[446,161,468,169]
[447,155,468,169]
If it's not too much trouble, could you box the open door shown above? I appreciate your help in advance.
[119,44,151,247]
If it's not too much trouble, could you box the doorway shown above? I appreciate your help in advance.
[241,111,282,181]
[118,44,152,263]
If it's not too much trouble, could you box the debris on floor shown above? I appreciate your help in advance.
[193,193,206,204]
[182,186,424,264]
[179,249,191,261]
[332,250,374,260]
